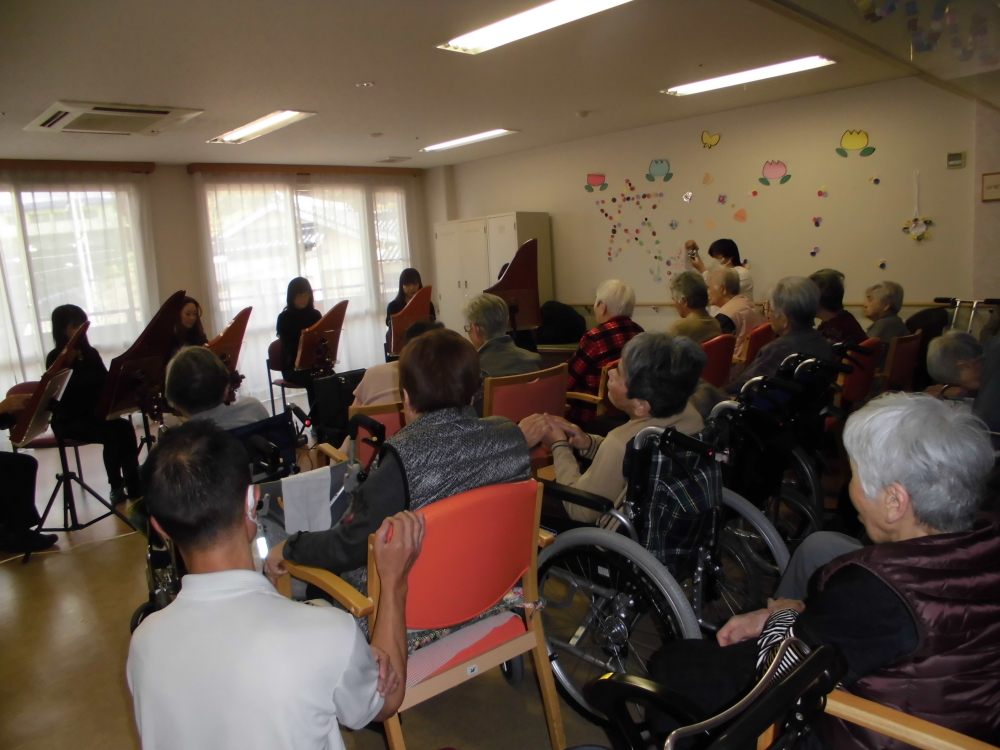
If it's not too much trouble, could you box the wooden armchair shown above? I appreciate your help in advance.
[276,480,565,750]
[566,358,622,420]
[875,331,922,393]
[701,334,737,388]
[483,364,567,470]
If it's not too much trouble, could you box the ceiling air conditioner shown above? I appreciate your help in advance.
[24,101,203,136]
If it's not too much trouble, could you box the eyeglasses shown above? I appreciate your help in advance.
[463,324,473,333]
[762,300,771,316]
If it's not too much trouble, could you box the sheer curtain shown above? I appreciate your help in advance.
[196,171,425,402]
[0,170,155,398]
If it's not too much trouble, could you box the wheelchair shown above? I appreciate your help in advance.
[584,639,846,750]
[708,347,863,553]
[129,408,308,633]
[535,426,789,721]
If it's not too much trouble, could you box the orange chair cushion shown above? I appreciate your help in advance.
[405,612,527,687]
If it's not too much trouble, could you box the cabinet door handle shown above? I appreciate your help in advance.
[457,280,461,288]
[464,280,468,288]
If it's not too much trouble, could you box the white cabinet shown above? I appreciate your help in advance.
[433,212,552,331]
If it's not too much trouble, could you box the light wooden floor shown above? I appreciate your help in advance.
[1,429,610,750]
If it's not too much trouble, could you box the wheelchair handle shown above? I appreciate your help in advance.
[933,297,957,305]
[708,399,740,422]
[794,358,852,378]
[348,413,387,443]
[831,341,873,358]
[741,375,804,397]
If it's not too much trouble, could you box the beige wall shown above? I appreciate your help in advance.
[147,165,204,306]
[437,77,976,331]
[973,102,1000,299]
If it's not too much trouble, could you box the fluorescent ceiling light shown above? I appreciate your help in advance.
[663,56,836,96]
[421,129,519,152]
[439,0,633,55]
[209,110,315,144]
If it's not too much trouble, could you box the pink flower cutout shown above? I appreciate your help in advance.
[760,161,791,185]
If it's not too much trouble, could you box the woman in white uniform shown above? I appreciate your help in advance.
[685,238,754,302]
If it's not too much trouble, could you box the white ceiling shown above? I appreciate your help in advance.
[0,0,913,168]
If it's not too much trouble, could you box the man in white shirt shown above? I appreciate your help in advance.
[127,420,424,750]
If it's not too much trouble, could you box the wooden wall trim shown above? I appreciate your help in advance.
[0,159,156,173]
[186,162,424,177]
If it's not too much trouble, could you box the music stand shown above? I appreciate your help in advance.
[387,286,434,357]
[484,239,541,334]
[207,306,253,400]
[96,290,188,456]
[295,300,348,378]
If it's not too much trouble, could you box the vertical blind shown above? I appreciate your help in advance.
[196,171,424,403]
[0,170,153,401]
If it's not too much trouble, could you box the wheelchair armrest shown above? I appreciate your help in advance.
[585,673,708,729]
[316,443,348,465]
[540,478,614,512]
[278,558,375,618]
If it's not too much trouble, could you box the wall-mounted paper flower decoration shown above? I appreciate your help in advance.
[837,130,876,157]
[585,174,608,192]
[646,159,673,182]
[902,216,933,241]
[701,131,721,149]
[759,161,791,185]
[717,194,727,205]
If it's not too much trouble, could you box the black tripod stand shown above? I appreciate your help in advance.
[28,435,136,564]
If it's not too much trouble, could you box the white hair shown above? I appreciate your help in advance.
[927,331,983,385]
[595,279,636,318]
[461,293,509,340]
[708,268,740,297]
[866,281,904,314]
[843,392,993,532]
[770,276,819,330]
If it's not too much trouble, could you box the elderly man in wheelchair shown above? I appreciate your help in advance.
[585,393,1000,750]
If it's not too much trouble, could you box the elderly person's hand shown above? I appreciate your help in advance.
[545,414,593,452]
[519,413,549,448]
[0,393,31,415]
[716,608,769,646]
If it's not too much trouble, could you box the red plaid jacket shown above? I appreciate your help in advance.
[565,316,644,425]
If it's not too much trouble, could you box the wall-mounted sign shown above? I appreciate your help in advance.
[946,151,965,169]
[983,172,1000,202]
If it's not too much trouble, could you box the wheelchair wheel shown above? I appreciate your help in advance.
[130,601,157,634]
[500,656,524,686]
[765,485,822,552]
[785,447,824,521]
[700,490,789,625]
[538,528,701,722]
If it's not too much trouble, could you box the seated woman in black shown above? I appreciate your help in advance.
[167,296,209,361]
[45,305,140,506]
[385,267,436,330]
[275,277,322,405]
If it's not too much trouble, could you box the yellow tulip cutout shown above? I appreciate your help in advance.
[837,130,875,157]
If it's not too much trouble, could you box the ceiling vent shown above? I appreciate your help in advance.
[377,156,412,163]
[24,101,203,136]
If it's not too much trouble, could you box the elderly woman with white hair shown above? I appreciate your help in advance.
[646,393,1000,749]
[724,276,833,394]
[864,280,909,368]
[926,330,983,402]
[522,332,705,522]
[565,279,644,425]
[668,271,722,345]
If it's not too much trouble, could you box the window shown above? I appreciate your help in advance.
[0,171,153,401]
[198,172,422,402]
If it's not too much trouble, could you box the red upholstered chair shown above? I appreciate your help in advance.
[743,323,776,367]
[838,337,883,408]
[266,340,308,416]
[277,480,565,750]
[877,331,923,393]
[346,401,406,471]
[483,364,567,470]
[700,334,737,388]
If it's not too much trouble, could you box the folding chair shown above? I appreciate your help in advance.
[700,334,737,388]
[277,479,566,750]
[266,340,308,416]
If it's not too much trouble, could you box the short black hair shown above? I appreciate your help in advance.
[708,239,741,266]
[403,319,444,346]
[165,347,229,415]
[142,420,250,550]
[285,277,314,310]
[809,270,846,312]
[399,328,481,413]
